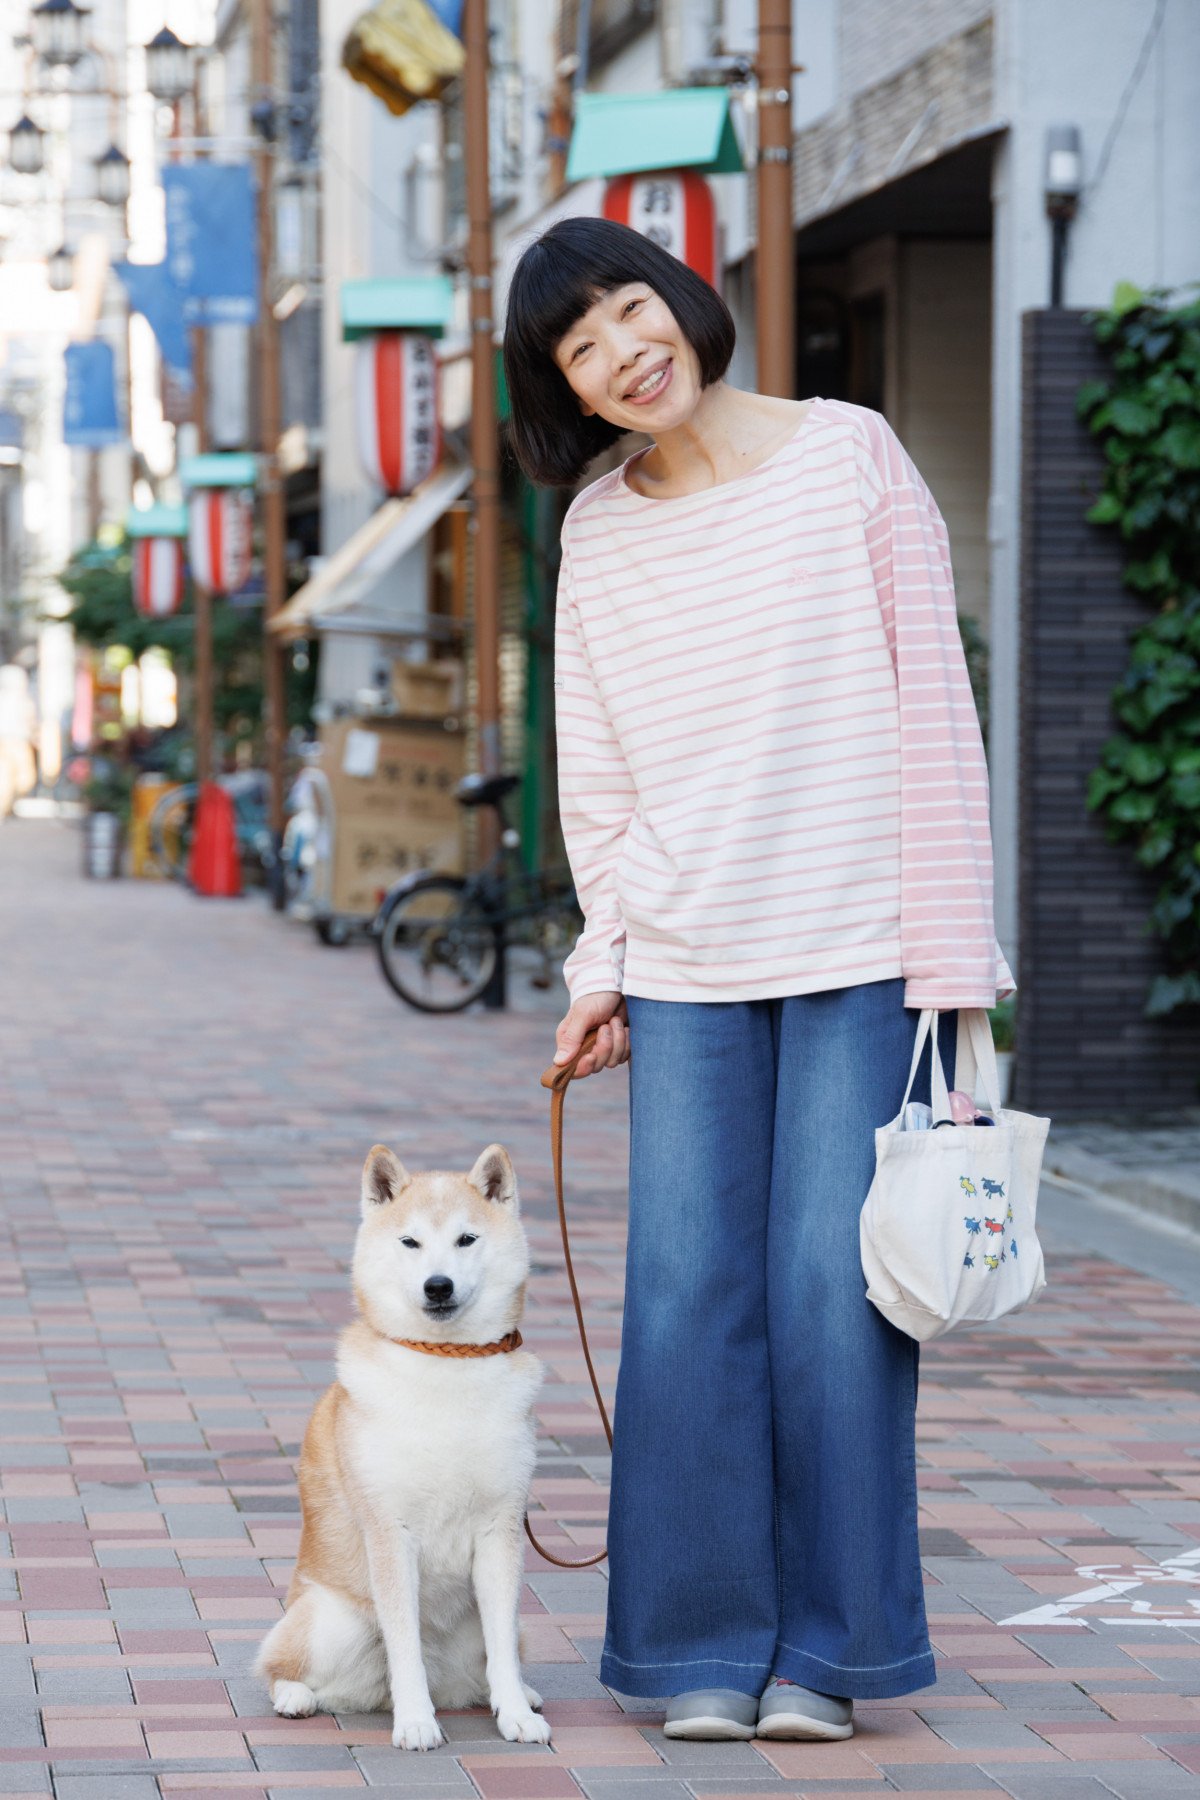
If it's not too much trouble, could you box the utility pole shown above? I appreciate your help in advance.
[462,0,506,1004]
[463,0,500,794]
[191,329,214,788]
[755,0,795,400]
[251,0,288,902]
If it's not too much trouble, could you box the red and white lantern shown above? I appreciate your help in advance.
[602,169,718,290]
[132,536,185,618]
[188,488,254,595]
[355,331,441,497]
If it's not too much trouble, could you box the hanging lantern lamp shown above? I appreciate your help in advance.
[144,25,194,103]
[602,169,717,289]
[94,143,131,207]
[30,0,88,68]
[9,114,46,177]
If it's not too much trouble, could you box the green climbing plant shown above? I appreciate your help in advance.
[1077,278,1200,1019]
[55,533,318,751]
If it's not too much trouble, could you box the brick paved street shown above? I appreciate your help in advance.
[5,818,1200,1800]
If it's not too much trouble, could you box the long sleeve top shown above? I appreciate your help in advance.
[552,396,1016,1011]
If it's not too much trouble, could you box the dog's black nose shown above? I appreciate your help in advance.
[424,1275,455,1304]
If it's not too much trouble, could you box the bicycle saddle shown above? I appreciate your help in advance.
[456,772,521,808]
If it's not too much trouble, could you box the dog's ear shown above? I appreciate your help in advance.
[361,1144,410,1214]
[467,1143,519,1213]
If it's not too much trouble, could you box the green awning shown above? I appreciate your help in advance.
[179,453,258,490]
[566,88,744,183]
[340,277,454,341]
[125,502,187,538]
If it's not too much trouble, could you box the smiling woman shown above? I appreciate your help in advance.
[501,215,734,486]
[500,211,1015,1747]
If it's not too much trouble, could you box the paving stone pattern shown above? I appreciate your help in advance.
[3,820,1200,1798]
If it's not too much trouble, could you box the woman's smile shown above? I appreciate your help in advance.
[622,358,673,406]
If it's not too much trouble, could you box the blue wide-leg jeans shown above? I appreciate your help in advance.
[598,977,955,1702]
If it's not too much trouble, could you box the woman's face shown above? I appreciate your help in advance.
[552,283,701,434]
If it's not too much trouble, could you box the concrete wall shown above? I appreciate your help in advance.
[988,0,1200,989]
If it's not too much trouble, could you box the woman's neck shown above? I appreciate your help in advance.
[626,383,813,499]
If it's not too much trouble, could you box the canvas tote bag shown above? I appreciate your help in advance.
[859,1008,1051,1341]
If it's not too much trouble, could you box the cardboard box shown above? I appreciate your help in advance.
[390,657,463,719]
[318,717,466,916]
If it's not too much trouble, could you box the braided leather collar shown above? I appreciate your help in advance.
[389,1328,523,1358]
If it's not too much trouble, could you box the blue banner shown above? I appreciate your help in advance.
[114,260,193,382]
[429,0,463,33]
[63,342,123,447]
[163,164,259,325]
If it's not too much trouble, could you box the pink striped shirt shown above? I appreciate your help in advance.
[553,396,1016,1010]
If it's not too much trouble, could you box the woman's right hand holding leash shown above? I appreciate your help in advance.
[553,991,629,1079]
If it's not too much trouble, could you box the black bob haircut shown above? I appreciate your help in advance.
[501,214,736,489]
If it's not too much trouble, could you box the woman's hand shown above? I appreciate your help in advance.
[552,990,629,1079]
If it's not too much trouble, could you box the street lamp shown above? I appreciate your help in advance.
[144,25,194,103]
[46,243,74,290]
[94,142,130,206]
[8,113,45,176]
[30,0,89,68]
[1044,124,1083,309]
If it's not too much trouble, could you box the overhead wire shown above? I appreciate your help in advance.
[1081,0,1168,205]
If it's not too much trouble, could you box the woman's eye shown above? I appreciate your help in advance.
[623,298,640,314]
[456,1234,478,1249]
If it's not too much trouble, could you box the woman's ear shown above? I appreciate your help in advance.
[579,399,595,417]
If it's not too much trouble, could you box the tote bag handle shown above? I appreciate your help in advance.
[953,1008,1004,1115]
[898,1008,1002,1124]
[898,1009,953,1122]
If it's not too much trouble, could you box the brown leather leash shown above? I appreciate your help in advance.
[523,1025,614,1570]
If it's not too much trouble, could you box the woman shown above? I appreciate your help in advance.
[502,217,1014,1745]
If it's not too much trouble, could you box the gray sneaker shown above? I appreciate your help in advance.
[755,1676,853,1740]
[663,1687,760,1740]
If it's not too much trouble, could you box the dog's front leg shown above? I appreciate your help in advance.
[362,1520,443,1750]
[472,1520,552,1744]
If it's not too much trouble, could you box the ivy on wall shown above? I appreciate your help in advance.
[1077,279,1200,1019]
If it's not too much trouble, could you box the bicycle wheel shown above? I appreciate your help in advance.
[376,875,497,1012]
[149,785,196,881]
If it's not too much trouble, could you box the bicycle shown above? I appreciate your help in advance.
[373,771,583,1012]
[148,770,278,887]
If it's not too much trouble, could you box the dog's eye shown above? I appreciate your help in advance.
[399,1236,421,1249]
[456,1234,477,1248]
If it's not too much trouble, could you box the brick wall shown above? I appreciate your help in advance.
[792,20,993,230]
[1015,308,1200,1114]
[840,0,992,95]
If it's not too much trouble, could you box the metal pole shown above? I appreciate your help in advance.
[251,0,288,905]
[756,0,795,400]
[188,78,214,790]
[1049,214,1068,309]
[463,0,506,1005]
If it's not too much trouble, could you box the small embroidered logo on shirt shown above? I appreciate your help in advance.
[790,566,813,584]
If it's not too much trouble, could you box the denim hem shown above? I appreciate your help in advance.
[600,1651,770,1700]
[772,1643,938,1701]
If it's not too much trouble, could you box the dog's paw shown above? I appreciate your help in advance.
[392,1712,445,1751]
[522,1681,544,1711]
[496,1704,552,1745]
[271,1680,317,1718]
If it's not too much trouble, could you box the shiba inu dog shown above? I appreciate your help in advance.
[255,1142,551,1751]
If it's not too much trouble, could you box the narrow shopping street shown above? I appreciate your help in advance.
[3,818,1200,1800]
